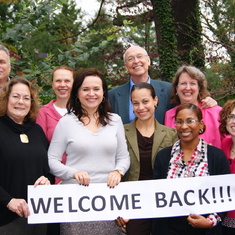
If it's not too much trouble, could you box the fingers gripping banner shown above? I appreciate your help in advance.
[28,174,235,224]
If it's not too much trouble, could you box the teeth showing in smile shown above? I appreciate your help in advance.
[87,98,96,102]
[181,132,191,136]
[134,66,142,69]
[183,92,192,96]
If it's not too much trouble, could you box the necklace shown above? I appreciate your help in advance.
[20,134,29,143]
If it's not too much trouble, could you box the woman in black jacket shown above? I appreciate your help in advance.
[0,77,53,235]
[153,103,230,235]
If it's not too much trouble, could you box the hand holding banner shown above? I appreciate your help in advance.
[28,174,235,224]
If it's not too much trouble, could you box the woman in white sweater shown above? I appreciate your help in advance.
[48,68,130,235]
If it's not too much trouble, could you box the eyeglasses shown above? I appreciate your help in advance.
[174,119,200,126]
[227,114,235,122]
[125,54,148,63]
[9,94,33,103]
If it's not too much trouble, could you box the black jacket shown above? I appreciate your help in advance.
[153,144,230,235]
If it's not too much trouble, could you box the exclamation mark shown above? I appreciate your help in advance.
[227,186,232,202]
[220,186,224,203]
[212,187,216,203]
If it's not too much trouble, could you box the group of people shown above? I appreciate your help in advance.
[0,43,234,235]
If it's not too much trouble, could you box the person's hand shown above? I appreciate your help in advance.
[7,198,30,218]
[187,214,212,228]
[107,170,122,188]
[201,97,217,109]
[73,171,90,186]
[116,217,129,234]
[34,176,50,187]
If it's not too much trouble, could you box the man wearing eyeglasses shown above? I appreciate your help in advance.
[109,45,217,125]
[108,45,173,124]
[0,45,11,90]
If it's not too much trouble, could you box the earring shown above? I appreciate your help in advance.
[199,129,203,134]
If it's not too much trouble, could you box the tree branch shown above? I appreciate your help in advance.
[175,21,235,53]
[54,0,105,42]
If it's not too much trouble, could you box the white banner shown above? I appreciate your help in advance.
[28,174,235,224]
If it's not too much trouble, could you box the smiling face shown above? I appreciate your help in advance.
[7,83,31,124]
[124,46,150,82]
[226,108,235,137]
[77,75,104,113]
[0,50,11,87]
[131,88,158,121]
[175,108,204,145]
[176,72,199,105]
[52,69,73,101]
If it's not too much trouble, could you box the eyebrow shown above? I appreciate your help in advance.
[11,93,30,97]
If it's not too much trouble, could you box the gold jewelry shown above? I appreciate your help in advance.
[20,134,29,143]
[114,170,124,177]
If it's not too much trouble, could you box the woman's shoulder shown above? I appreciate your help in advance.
[165,106,177,115]
[157,145,173,156]
[58,112,76,123]
[200,104,222,114]
[221,136,232,146]
[157,121,177,134]
[109,112,122,122]
[207,144,226,156]
[40,99,56,110]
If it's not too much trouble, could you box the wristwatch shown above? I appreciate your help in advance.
[115,170,124,177]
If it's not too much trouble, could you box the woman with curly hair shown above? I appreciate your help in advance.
[219,99,235,234]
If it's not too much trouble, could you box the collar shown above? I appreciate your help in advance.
[129,76,151,91]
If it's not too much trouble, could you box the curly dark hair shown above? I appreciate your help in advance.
[67,68,112,126]
[170,65,211,105]
[219,99,235,136]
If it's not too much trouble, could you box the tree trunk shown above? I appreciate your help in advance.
[171,0,205,68]
[151,0,179,81]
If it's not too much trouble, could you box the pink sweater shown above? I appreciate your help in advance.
[164,103,222,149]
[36,100,66,183]
[221,137,235,218]
[36,100,62,142]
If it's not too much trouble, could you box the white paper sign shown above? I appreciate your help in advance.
[28,174,235,224]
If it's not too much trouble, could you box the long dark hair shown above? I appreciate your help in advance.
[67,68,112,126]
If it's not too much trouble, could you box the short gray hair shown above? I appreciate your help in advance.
[0,45,10,64]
